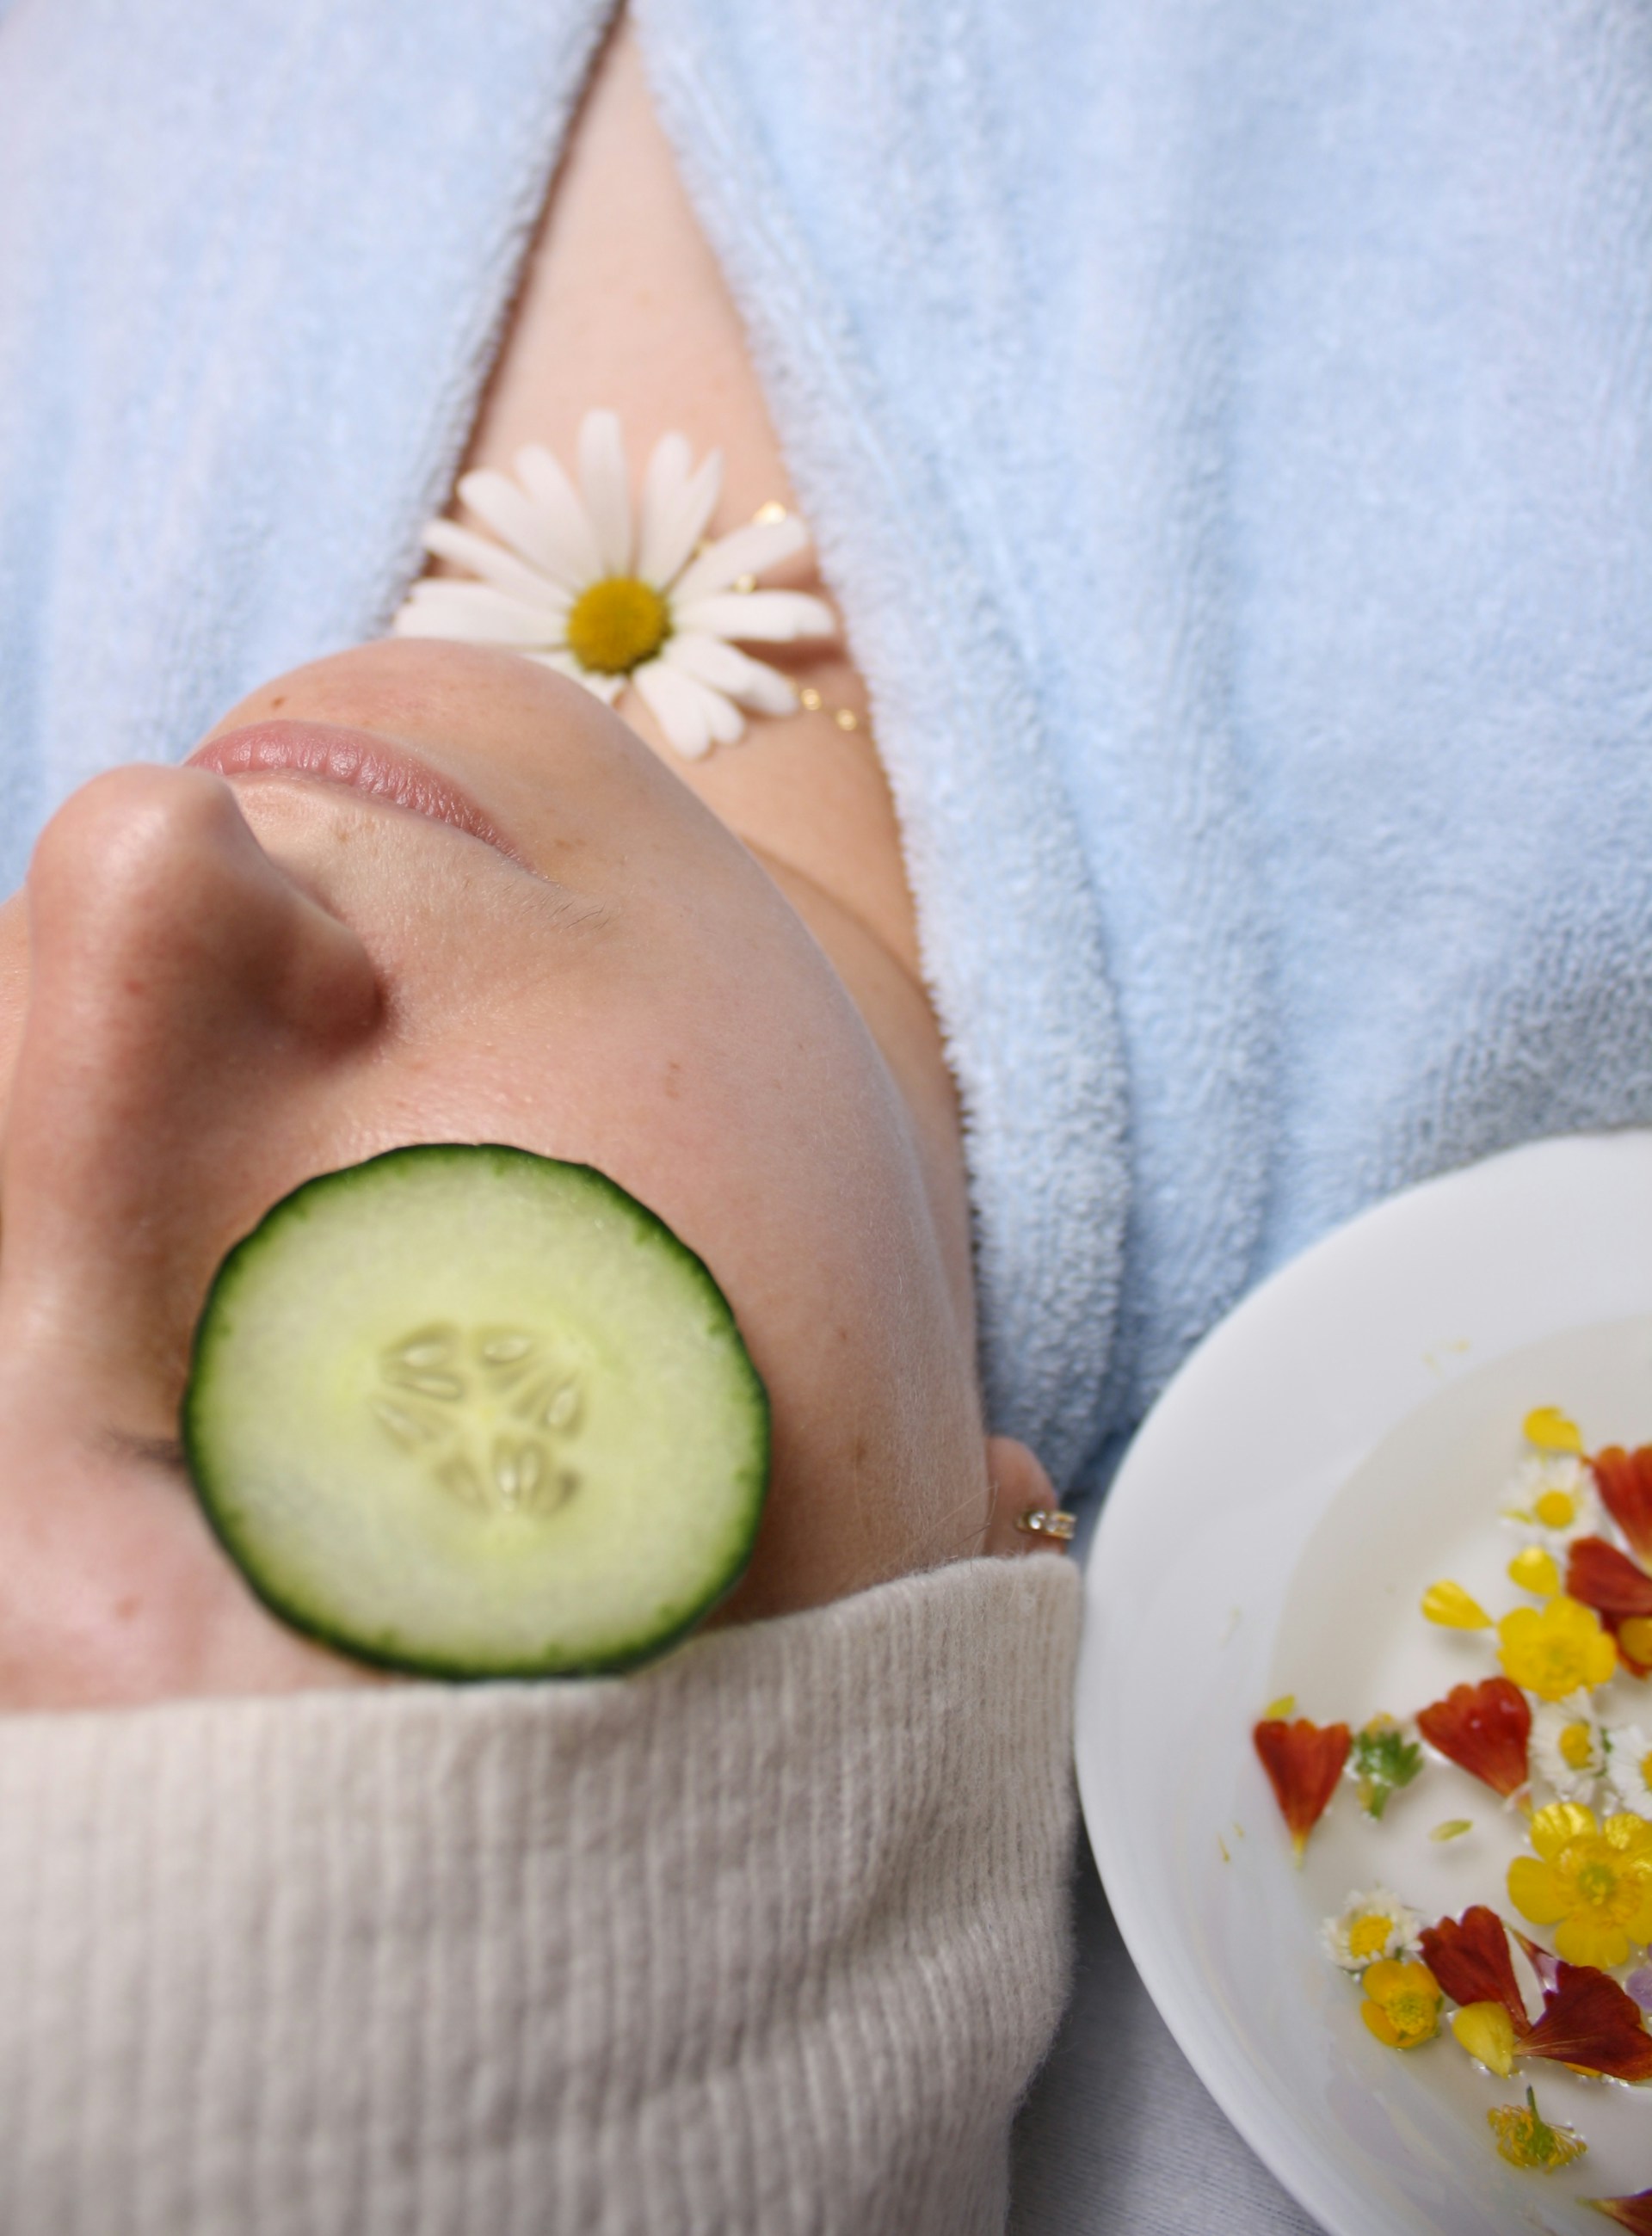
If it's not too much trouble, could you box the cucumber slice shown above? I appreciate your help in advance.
[182,1144,770,1678]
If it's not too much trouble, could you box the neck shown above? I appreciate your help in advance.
[457,17,977,1337]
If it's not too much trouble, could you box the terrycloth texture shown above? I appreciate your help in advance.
[0,1554,1081,2236]
[8,2,1652,1477]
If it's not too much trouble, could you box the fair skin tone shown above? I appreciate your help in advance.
[0,22,1059,1711]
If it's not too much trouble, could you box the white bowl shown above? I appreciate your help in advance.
[1080,1131,1652,2235]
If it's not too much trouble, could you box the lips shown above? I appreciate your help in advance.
[188,721,525,863]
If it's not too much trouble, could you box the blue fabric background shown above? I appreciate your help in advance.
[3,0,1652,1498]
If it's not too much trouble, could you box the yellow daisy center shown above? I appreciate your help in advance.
[1623,1617,1652,1664]
[1347,1914,1391,1961]
[1534,1488,1578,1530]
[1559,1722,1595,1771]
[1641,1750,1652,1791]
[564,576,669,675]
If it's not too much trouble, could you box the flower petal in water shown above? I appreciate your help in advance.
[1253,1715,1350,1858]
[1359,1959,1442,2049]
[1487,2087,1586,2171]
[1417,1677,1532,1798]
[1419,1906,1528,2030]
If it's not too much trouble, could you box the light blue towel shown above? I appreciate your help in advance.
[4,0,1652,1493]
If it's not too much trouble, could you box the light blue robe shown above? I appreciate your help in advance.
[4,0,1652,1492]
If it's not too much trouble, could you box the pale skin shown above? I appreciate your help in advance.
[0,21,1059,1710]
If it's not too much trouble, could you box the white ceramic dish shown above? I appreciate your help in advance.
[1079,1131,1652,2236]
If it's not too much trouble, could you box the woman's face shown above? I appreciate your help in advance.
[0,641,997,1703]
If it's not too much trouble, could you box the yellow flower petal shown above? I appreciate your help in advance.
[1606,1813,1652,1857]
[1525,1408,1584,1454]
[1555,1916,1632,1969]
[1507,1546,1560,1596]
[1361,1959,1409,1998]
[1422,1580,1492,1629]
[1529,1801,1598,1861]
[1361,1999,1401,2048]
[1451,2002,1519,2078]
[1498,1598,1618,1700]
[1429,1818,1474,1842]
[1508,1855,1570,1925]
[1261,1694,1296,1720]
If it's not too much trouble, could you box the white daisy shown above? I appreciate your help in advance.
[1319,1886,1423,1973]
[391,409,836,760]
[1500,1452,1600,1549]
[1604,1722,1652,1820]
[1529,1691,1607,1802]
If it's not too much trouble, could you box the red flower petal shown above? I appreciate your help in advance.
[1418,1907,1528,2031]
[1415,1677,1532,1798]
[1594,1446,1652,1567]
[1523,1962,1652,2083]
[1590,2193,1652,2233]
[1511,1928,1563,1999]
[1252,1717,1350,1853]
[1568,1536,1652,1617]
[1566,1537,1652,1675]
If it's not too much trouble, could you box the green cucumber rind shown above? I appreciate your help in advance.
[181,1143,771,1680]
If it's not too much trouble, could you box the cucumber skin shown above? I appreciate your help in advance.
[181,1143,772,1681]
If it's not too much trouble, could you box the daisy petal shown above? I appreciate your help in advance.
[508,447,604,587]
[670,515,808,603]
[662,631,798,716]
[391,581,564,647]
[578,409,632,575]
[526,651,624,704]
[421,520,571,612]
[454,465,589,591]
[632,659,744,758]
[640,444,724,590]
[674,590,835,644]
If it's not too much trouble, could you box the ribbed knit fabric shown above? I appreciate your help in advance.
[0,1554,1079,2236]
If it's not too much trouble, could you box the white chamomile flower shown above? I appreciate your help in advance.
[1604,1722,1652,1820]
[1501,1452,1600,1549]
[1530,1691,1607,1802]
[1319,1887,1423,1973]
[392,408,835,760]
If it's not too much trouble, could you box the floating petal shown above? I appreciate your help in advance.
[1526,1408,1584,1455]
[1588,2195,1652,2233]
[1498,1596,1617,1700]
[1521,1961,1652,2082]
[1417,1677,1532,1797]
[1419,1906,1527,2030]
[1593,1446,1652,1565]
[1253,1716,1350,1856]
[1421,1580,1492,1629]
[1569,1538,1652,1674]
[1488,2086,1586,2171]
[1451,2002,1519,2077]
[1359,1958,1442,2048]
[1508,1546,1561,1596]
[1511,1928,1564,1997]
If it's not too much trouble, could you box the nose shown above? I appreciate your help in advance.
[0,765,379,1430]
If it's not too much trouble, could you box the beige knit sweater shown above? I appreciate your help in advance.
[0,1553,1081,2236]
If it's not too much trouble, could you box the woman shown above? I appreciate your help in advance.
[0,16,1080,2233]
[5,0,1652,2229]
